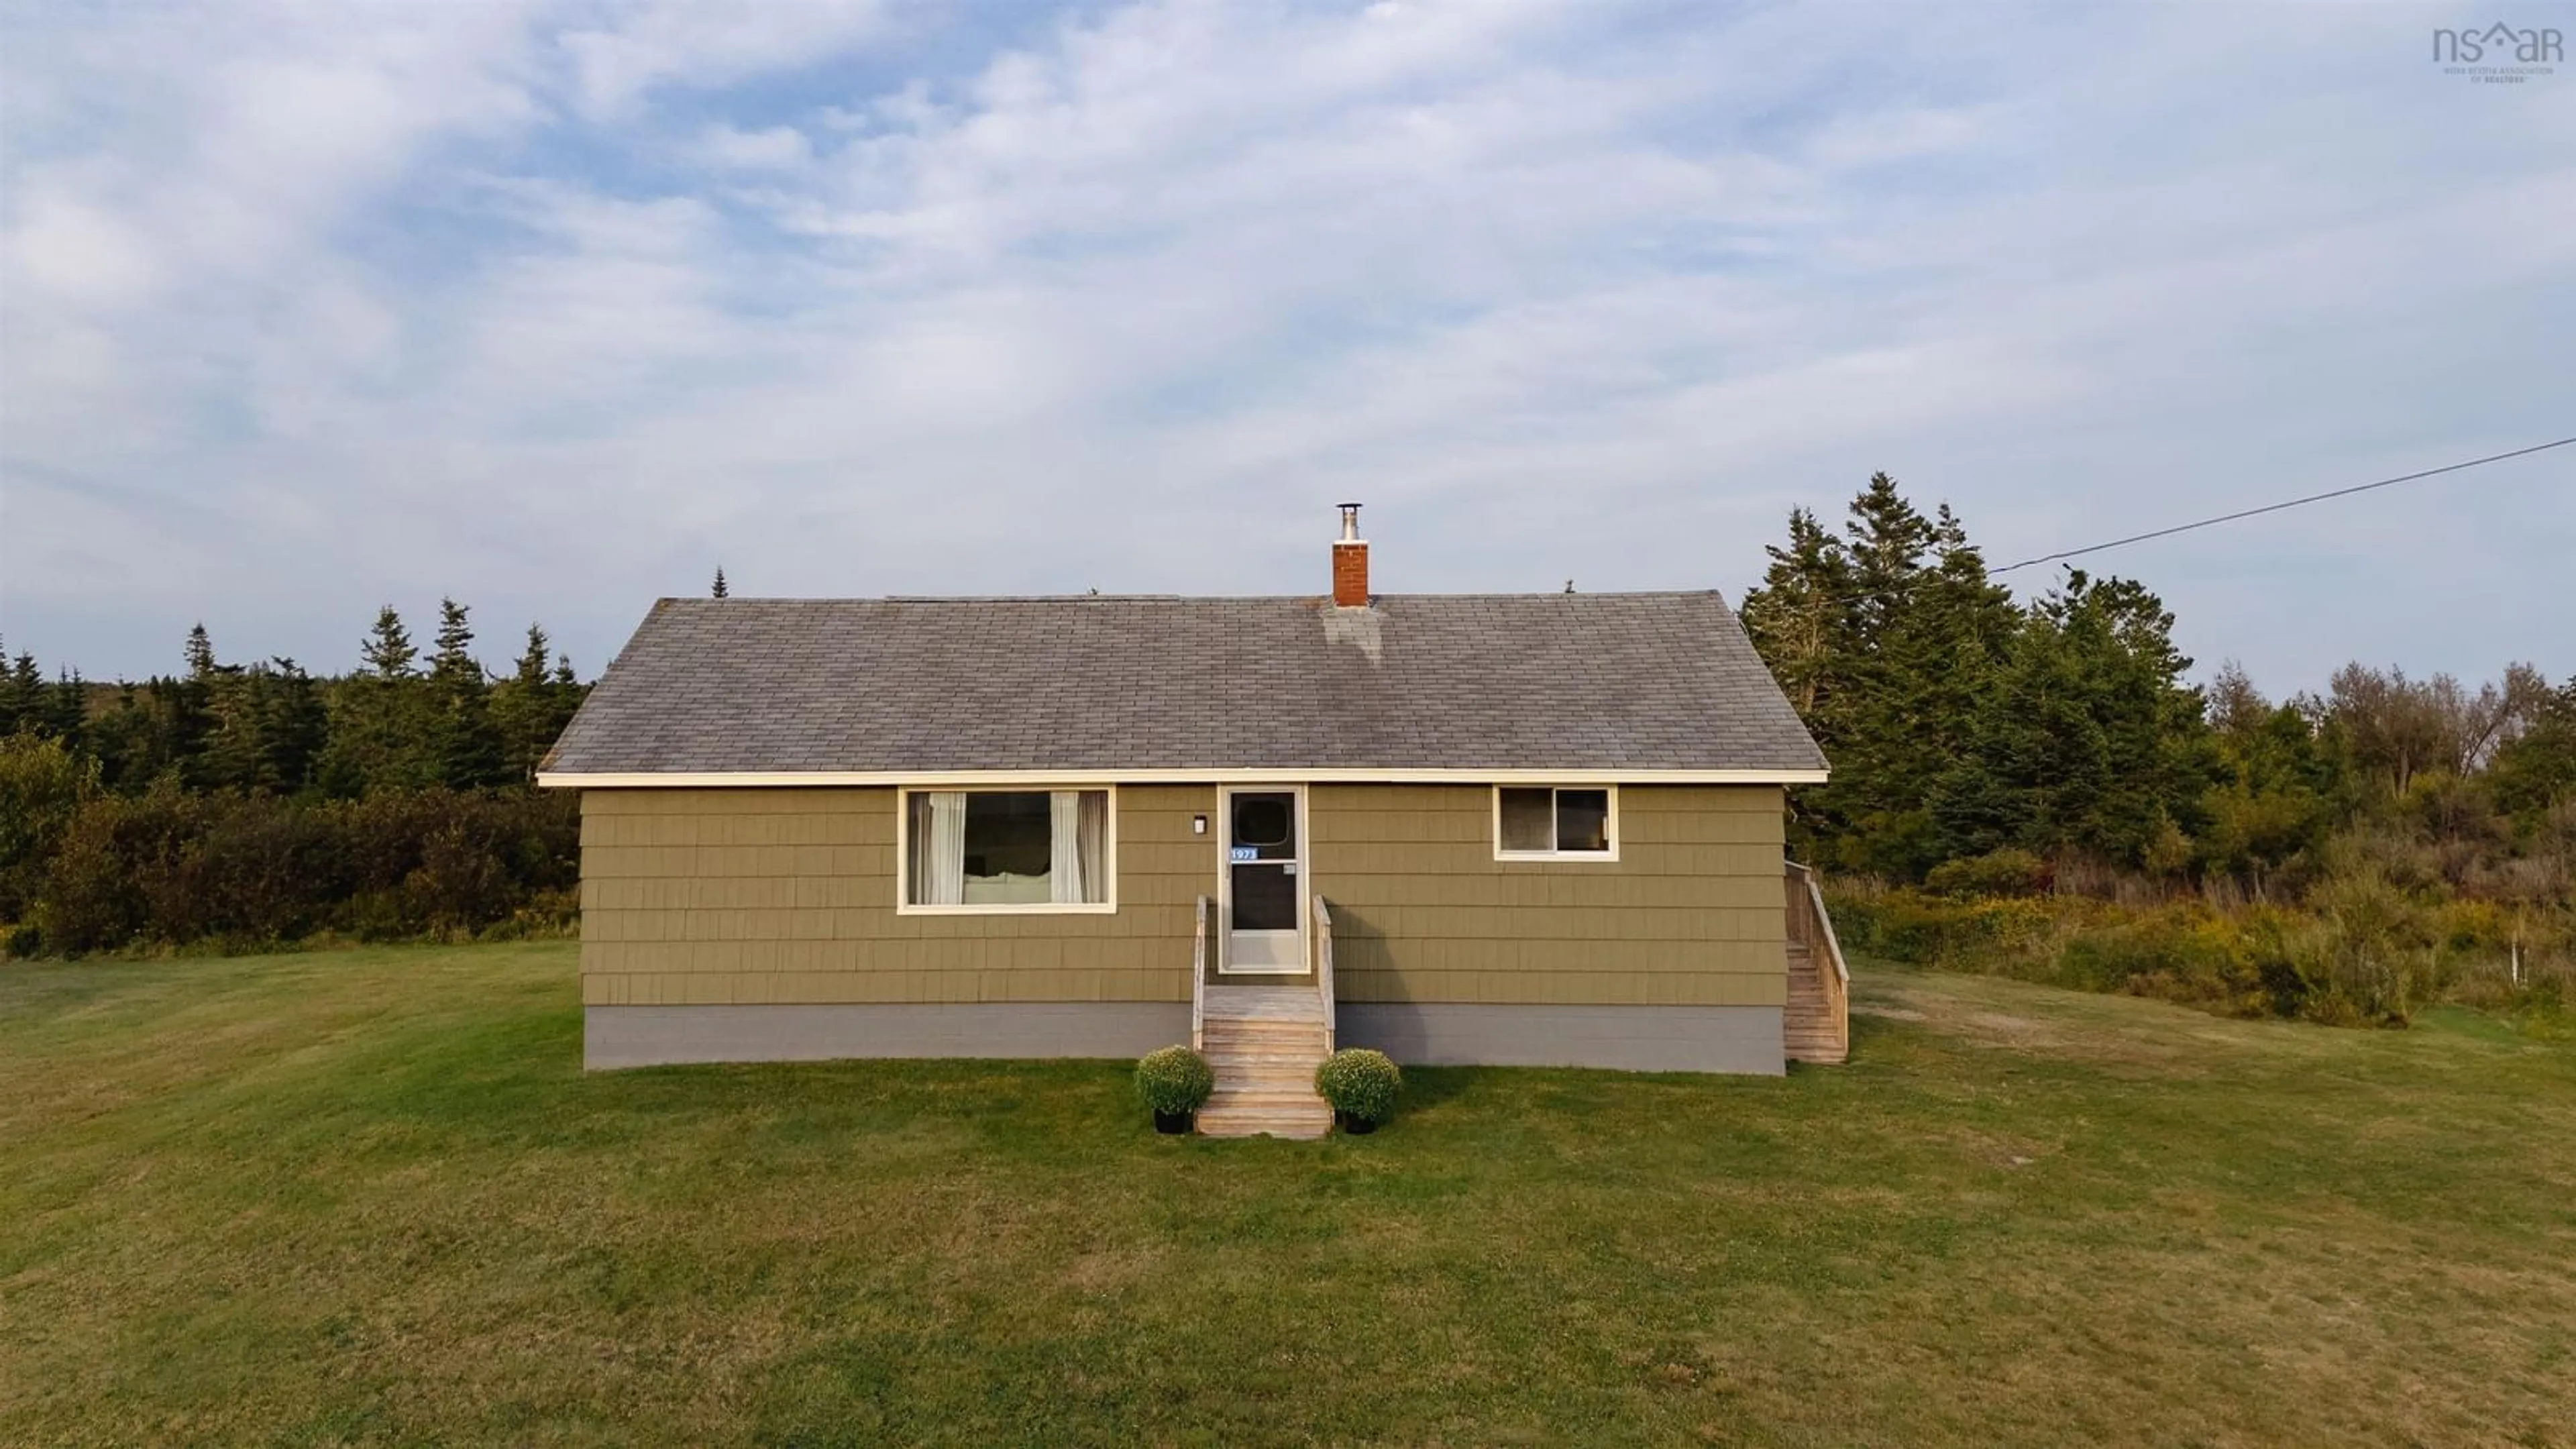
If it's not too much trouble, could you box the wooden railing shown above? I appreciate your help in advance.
[1312,894,1335,1052]
[1784,860,1849,1059]
[1191,894,1210,1052]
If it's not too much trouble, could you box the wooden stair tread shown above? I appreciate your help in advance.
[1199,987,1326,1024]
[1201,1118,1332,1133]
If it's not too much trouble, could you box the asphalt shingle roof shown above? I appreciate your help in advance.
[542,592,1827,776]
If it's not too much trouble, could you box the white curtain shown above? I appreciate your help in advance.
[1048,791,1110,904]
[1077,792,1107,903]
[912,792,968,905]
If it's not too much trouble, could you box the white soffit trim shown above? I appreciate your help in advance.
[537,767,1829,789]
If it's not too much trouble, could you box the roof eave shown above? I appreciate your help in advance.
[537,765,1829,789]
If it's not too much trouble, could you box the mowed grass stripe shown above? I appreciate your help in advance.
[1,942,2571,1446]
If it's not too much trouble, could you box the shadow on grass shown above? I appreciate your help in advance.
[1387,1063,1489,1114]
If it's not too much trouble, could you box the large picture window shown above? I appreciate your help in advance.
[903,788,1113,911]
[1494,786,1617,860]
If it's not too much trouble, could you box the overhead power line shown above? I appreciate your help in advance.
[1743,435,2573,614]
[1984,435,2575,577]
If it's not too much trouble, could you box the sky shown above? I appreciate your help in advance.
[3,0,2571,696]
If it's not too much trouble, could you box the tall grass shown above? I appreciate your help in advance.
[1826,873,2572,1028]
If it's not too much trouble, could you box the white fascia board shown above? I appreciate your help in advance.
[536,766,1829,789]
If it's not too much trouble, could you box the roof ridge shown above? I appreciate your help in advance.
[654,590,1729,604]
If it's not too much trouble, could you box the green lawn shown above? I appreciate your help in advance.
[3,945,2571,1447]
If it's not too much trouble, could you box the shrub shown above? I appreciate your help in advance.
[1923,848,2050,900]
[2300,869,2443,1025]
[1827,886,2072,976]
[34,786,189,954]
[24,785,580,956]
[0,733,99,923]
[1134,1046,1214,1117]
[1314,1048,1401,1125]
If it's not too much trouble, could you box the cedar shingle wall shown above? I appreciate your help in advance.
[577,782,1786,1008]
[1310,784,1787,1008]
[578,786,1205,1007]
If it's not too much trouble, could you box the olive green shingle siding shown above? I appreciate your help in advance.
[578,782,1786,1010]
[1309,784,1786,1009]
[578,785,1208,1008]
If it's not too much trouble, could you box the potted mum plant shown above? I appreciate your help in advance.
[1314,1048,1401,1134]
[1134,1045,1215,1134]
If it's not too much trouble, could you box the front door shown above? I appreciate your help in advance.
[1222,788,1305,973]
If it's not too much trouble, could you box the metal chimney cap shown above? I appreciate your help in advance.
[1336,502,1362,540]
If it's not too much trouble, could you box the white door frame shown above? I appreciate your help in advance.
[1216,783,1310,975]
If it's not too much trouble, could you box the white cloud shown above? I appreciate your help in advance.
[1,0,2571,692]
[553,0,898,118]
[7,186,162,304]
[686,122,814,170]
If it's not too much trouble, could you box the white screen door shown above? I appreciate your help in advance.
[1222,788,1304,972]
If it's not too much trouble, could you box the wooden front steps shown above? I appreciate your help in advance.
[1784,944,1846,1064]
[1197,985,1332,1140]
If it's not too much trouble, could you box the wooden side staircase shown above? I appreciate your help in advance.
[1191,895,1336,1140]
[1784,861,1849,1065]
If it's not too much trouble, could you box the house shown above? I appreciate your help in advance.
[537,506,1847,1137]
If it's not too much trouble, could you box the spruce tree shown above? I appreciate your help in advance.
[43,669,88,749]
[1845,504,2018,875]
[712,567,729,599]
[494,624,582,782]
[139,676,197,788]
[363,606,417,679]
[1739,508,1856,859]
[1739,508,1852,725]
[1929,570,2214,869]
[87,684,162,791]
[3,650,46,735]
[1743,474,2023,875]
[429,598,506,790]
[170,627,223,788]
[196,659,262,793]
[319,605,432,795]
[258,659,328,792]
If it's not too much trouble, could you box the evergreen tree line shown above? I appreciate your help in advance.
[0,600,589,955]
[1,600,583,796]
[1741,474,2576,1022]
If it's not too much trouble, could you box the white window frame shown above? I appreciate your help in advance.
[895,784,1119,915]
[1491,784,1621,862]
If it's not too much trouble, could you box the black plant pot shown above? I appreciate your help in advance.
[1153,1110,1194,1135]
[1338,1112,1379,1135]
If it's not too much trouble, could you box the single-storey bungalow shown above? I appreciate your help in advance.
[539,507,1847,1137]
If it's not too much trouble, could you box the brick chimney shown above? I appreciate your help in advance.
[1331,503,1369,607]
